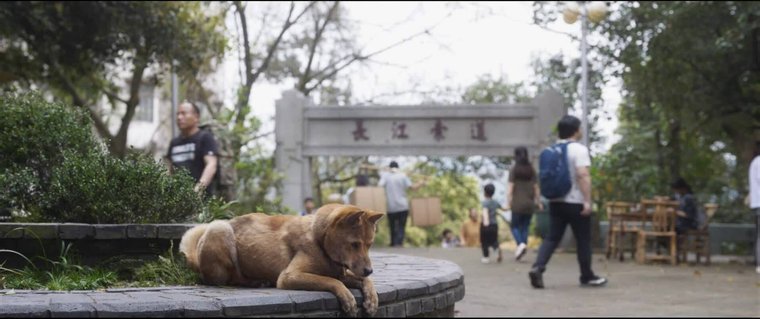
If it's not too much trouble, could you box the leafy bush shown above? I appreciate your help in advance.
[0,92,99,172]
[0,92,203,223]
[41,150,204,224]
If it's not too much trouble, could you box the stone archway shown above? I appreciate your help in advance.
[274,89,565,211]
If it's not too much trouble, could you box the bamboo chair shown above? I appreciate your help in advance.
[636,198,679,265]
[605,201,639,261]
[678,203,718,265]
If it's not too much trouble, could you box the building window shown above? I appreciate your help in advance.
[135,85,154,122]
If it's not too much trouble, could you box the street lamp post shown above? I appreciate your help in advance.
[563,1,608,148]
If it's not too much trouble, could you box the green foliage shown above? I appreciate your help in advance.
[373,217,391,247]
[532,2,760,224]
[530,53,606,145]
[195,197,242,223]
[0,92,97,217]
[404,162,482,247]
[0,92,203,223]
[42,150,203,224]
[0,240,197,290]
[0,92,98,171]
[366,162,481,248]
[131,244,199,287]
[0,1,227,84]
[235,150,288,215]
[0,242,117,291]
[0,1,228,156]
[462,74,532,105]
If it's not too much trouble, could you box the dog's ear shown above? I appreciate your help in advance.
[340,209,365,227]
[365,211,384,225]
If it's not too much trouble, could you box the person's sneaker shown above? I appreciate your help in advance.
[481,257,490,264]
[515,243,527,261]
[581,276,608,287]
[528,269,544,289]
[756,266,760,275]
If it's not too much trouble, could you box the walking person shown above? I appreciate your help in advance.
[506,146,543,261]
[166,101,219,198]
[480,184,505,264]
[749,141,760,274]
[529,115,607,288]
[378,161,425,247]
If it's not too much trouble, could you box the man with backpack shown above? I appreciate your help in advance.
[529,115,607,289]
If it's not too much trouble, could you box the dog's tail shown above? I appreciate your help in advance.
[179,224,208,272]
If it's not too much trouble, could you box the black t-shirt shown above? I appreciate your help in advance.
[167,130,219,195]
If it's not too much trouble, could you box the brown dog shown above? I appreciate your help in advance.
[179,204,384,317]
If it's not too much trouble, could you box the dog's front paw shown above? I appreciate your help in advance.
[362,286,379,316]
[337,289,359,317]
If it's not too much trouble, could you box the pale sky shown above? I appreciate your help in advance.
[213,1,622,156]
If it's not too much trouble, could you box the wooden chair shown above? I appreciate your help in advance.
[636,199,680,265]
[678,203,718,265]
[605,201,639,261]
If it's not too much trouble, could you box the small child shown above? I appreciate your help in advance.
[441,228,461,248]
[480,183,505,263]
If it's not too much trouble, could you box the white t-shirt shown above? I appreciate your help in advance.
[555,140,591,204]
[378,170,412,213]
[750,156,760,209]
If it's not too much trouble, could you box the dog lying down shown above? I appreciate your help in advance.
[179,203,384,317]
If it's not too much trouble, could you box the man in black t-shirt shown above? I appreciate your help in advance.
[166,101,219,197]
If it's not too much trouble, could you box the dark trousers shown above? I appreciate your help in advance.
[532,202,596,282]
[388,210,409,247]
[480,224,499,257]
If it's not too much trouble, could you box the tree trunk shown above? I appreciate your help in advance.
[730,130,758,196]
[655,126,666,194]
[110,59,147,158]
[668,117,681,182]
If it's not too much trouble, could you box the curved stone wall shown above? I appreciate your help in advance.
[0,252,465,318]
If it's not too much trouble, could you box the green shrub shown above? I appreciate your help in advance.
[0,92,99,172]
[41,150,203,224]
[132,243,199,287]
[0,91,203,223]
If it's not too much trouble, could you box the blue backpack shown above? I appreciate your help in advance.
[539,142,573,200]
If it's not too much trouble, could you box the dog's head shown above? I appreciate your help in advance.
[321,205,384,278]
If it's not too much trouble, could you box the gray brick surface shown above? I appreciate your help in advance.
[0,223,25,238]
[22,223,58,239]
[218,293,294,316]
[126,225,158,239]
[94,225,126,239]
[405,299,422,316]
[58,224,94,239]
[49,294,96,318]
[156,224,195,239]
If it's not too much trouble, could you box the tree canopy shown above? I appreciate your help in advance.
[0,1,227,157]
[534,1,760,221]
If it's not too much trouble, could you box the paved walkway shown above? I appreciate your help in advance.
[375,247,760,317]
